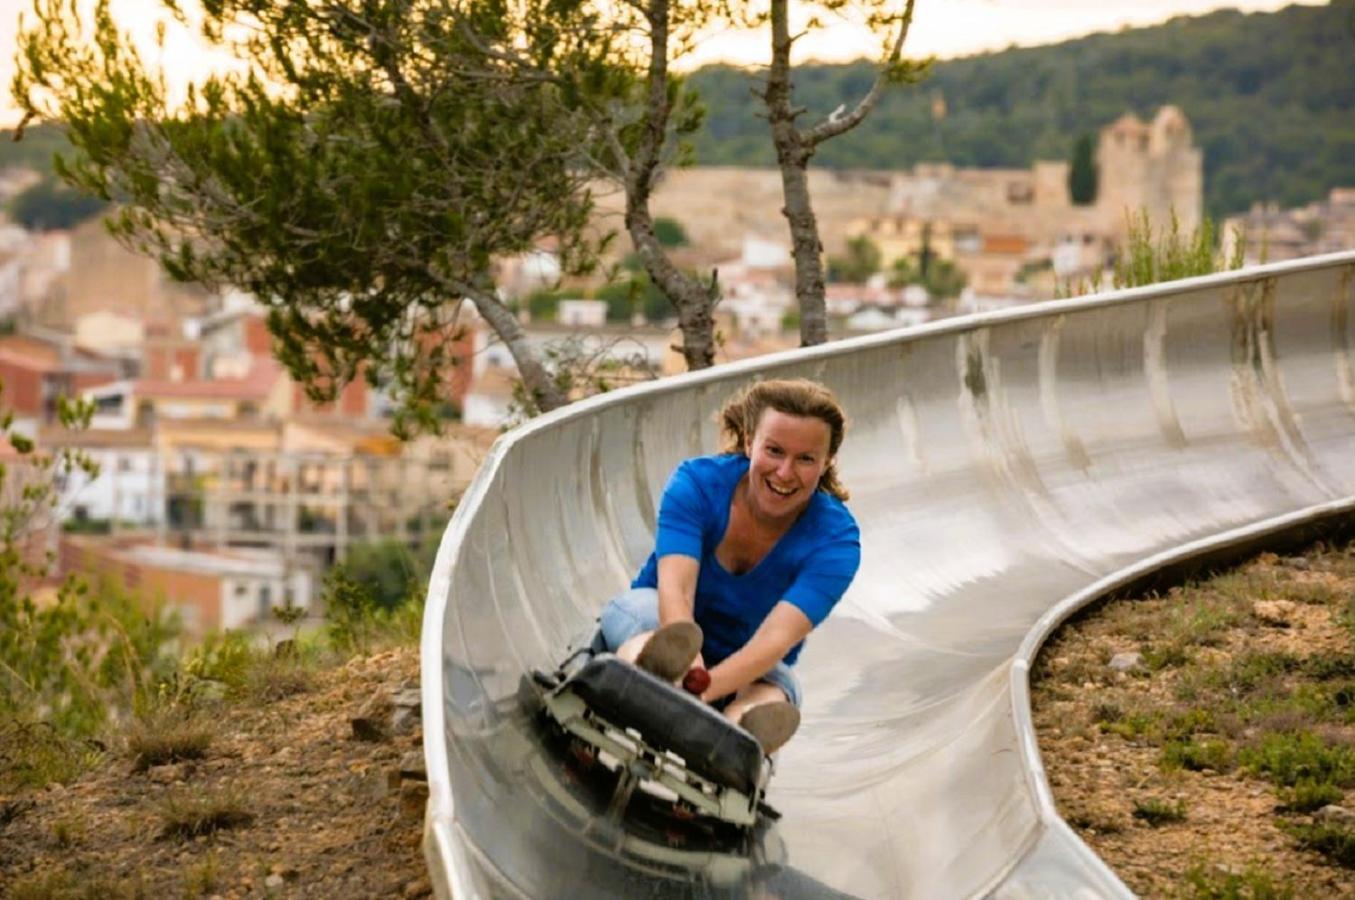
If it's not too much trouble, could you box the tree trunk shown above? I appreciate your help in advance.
[762,0,916,348]
[766,0,828,347]
[622,0,718,370]
[463,284,567,414]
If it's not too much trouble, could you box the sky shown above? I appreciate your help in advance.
[0,0,1327,127]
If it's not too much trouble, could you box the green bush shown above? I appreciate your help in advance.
[1238,732,1355,788]
[1132,796,1187,826]
[1275,780,1344,814]
[1163,738,1234,774]
[1183,862,1295,899]
[1283,822,1355,868]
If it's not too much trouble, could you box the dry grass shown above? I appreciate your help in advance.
[125,707,214,772]
[154,784,253,840]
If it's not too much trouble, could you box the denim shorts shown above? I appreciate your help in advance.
[597,586,803,708]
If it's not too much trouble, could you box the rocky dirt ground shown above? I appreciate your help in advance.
[1032,539,1355,898]
[0,647,430,899]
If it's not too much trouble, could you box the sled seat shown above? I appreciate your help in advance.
[565,654,764,795]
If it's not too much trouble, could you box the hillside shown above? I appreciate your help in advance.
[5,3,1352,223]
[0,646,430,898]
[687,1,1355,217]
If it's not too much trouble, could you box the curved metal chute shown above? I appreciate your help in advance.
[420,252,1355,898]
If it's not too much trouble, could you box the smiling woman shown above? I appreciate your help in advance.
[596,378,862,755]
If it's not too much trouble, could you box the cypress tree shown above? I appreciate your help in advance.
[1069,134,1099,206]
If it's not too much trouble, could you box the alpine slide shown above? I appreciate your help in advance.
[417,251,1355,898]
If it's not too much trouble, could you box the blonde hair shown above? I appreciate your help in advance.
[718,378,849,501]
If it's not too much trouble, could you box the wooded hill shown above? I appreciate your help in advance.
[3,2,1351,222]
[686,1,1355,218]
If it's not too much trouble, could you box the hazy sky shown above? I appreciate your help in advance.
[0,0,1327,127]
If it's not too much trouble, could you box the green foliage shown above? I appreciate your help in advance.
[6,176,107,231]
[592,271,672,323]
[0,717,103,791]
[652,217,689,248]
[322,557,425,657]
[885,226,966,299]
[1183,862,1295,899]
[1132,796,1187,826]
[1275,780,1344,814]
[1283,821,1355,868]
[686,3,1355,217]
[0,390,182,741]
[1068,133,1097,206]
[1058,209,1242,297]
[180,631,256,694]
[1162,737,1234,774]
[337,539,430,613]
[1113,211,1230,288]
[827,235,883,284]
[15,0,636,431]
[1238,731,1355,789]
[519,287,570,322]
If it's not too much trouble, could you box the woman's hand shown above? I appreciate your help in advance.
[701,602,812,703]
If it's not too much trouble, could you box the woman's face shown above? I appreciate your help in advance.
[744,409,832,524]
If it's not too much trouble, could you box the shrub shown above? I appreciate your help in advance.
[1275,780,1344,814]
[1283,822,1355,868]
[1163,738,1234,774]
[0,717,102,792]
[1132,796,1187,826]
[1238,732,1355,788]
[126,707,213,772]
[155,784,253,839]
[1182,862,1295,899]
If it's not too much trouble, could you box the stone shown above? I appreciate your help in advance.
[1315,804,1355,827]
[148,763,186,784]
[1280,556,1310,570]
[1252,599,1297,626]
[264,873,285,889]
[391,688,422,710]
[400,781,430,820]
[351,691,392,742]
[1107,652,1144,673]
[399,751,427,782]
[391,707,419,736]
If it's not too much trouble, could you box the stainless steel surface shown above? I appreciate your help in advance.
[421,253,1355,899]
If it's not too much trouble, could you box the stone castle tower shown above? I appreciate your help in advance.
[1095,106,1203,236]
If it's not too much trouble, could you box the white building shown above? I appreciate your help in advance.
[41,427,164,527]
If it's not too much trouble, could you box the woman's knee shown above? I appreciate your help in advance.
[598,587,660,651]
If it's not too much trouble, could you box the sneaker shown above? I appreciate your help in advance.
[634,621,703,683]
[738,701,800,755]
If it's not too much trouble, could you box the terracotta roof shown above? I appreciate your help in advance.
[133,357,282,401]
[38,426,154,449]
[0,335,62,373]
[981,235,1029,255]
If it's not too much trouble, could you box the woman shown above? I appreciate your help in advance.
[598,378,861,755]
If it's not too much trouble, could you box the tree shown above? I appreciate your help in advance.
[652,216,690,248]
[1069,133,1097,205]
[759,0,927,346]
[14,0,631,431]
[6,177,106,231]
[591,0,721,370]
[826,235,882,284]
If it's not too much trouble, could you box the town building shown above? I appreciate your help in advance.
[1222,188,1355,264]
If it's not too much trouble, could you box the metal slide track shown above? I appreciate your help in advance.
[420,252,1355,898]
